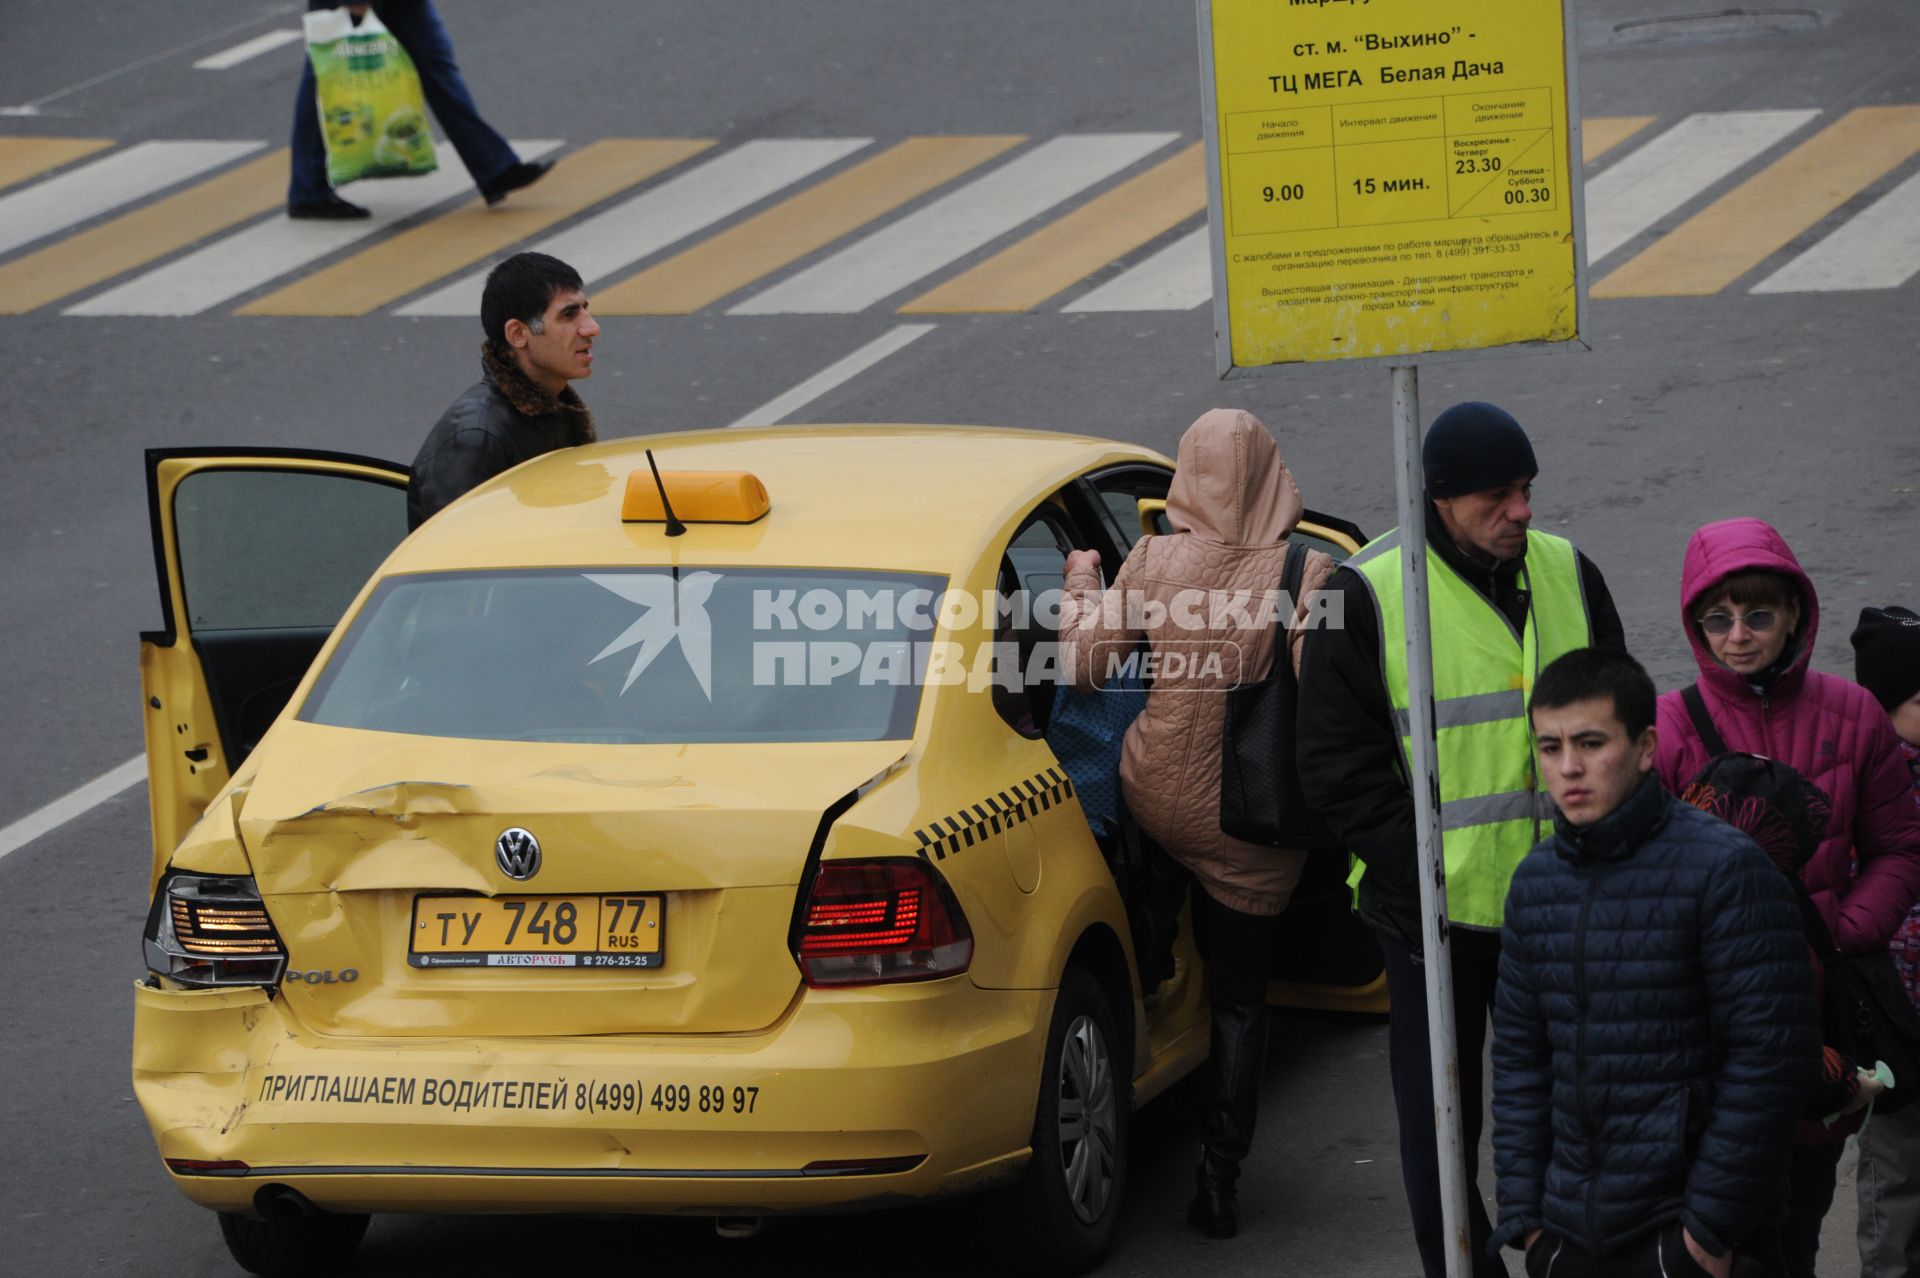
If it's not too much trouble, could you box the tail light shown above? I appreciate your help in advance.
[144,873,286,988]
[794,858,972,987]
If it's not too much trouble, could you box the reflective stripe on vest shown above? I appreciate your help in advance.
[1348,528,1591,930]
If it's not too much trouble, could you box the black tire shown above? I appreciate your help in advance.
[981,965,1129,1275]
[218,1210,370,1277]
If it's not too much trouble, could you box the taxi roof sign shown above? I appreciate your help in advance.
[622,468,770,525]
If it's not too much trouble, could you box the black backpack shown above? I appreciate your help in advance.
[1681,686,1920,1113]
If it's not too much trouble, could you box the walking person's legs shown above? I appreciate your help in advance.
[1857,1103,1920,1278]
[1379,927,1509,1278]
[1781,1139,1845,1277]
[373,0,537,200]
[287,55,367,217]
[1188,889,1278,1239]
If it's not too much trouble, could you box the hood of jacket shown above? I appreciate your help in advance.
[1680,517,1819,702]
[481,340,596,445]
[1165,408,1302,547]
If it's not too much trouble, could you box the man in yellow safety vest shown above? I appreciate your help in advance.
[1296,402,1626,1278]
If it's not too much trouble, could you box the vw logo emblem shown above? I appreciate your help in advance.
[495,827,541,880]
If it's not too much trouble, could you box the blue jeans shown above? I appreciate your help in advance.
[289,0,518,204]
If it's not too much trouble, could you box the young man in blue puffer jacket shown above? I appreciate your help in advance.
[1491,648,1820,1277]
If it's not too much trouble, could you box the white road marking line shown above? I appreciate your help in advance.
[1751,169,1920,294]
[0,140,265,257]
[193,29,304,71]
[1583,109,1819,264]
[730,132,1180,315]
[1062,226,1212,312]
[2,5,300,114]
[0,755,146,863]
[728,324,937,428]
[398,138,872,317]
[67,140,562,316]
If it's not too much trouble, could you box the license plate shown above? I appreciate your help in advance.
[409,894,665,969]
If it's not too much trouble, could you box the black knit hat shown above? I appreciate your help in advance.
[1423,401,1538,499]
[1851,606,1920,710]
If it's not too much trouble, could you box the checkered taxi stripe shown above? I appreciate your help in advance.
[912,768,1077,862]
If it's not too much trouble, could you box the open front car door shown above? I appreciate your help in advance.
[140,448,409,885]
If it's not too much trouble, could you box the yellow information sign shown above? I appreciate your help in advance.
[1200,0,1585,372]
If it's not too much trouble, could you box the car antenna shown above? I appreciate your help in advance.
[645,448,686,537]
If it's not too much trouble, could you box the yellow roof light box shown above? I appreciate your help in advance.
[621,466,770,526]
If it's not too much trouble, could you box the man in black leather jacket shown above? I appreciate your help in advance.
[408,251,599,530]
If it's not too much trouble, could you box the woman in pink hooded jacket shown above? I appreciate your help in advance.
[1653,517,1920,1278]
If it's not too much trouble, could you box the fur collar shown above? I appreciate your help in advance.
[481,341,596,444]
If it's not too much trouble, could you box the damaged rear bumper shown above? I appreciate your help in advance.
[132,978,1047,1215]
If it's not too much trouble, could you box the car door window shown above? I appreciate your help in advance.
[994,504,1083,738]
[170,466,407,765]
[175,469,407,631]
[1082,464,1173,556]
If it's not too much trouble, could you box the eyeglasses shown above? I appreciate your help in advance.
[1697,609,1780,636]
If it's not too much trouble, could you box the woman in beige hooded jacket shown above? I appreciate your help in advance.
[1060,407,1335,1239]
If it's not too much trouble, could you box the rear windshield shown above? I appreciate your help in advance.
[299,568,946,744]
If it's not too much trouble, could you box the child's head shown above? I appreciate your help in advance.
[1529,648,1657,826]
[1851,606,1920,747]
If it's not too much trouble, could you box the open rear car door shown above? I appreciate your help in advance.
[140,448,409,886]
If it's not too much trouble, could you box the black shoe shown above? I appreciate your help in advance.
[480,158,554,206]
[288,194,370,220]
[1187,1178,1238,1239]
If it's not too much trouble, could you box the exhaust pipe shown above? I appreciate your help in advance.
[714,1217,768,1240]
[253,1184,317,1222]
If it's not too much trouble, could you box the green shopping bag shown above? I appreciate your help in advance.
[303,7,438,184]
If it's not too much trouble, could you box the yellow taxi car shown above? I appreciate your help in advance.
[133,426,1376,1277]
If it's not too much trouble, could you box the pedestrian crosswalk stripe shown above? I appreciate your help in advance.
[1752,169,1920,295]
[239,138,712,316]
[1594,106,1920,297]
[2,116,1915,315]
[901,143,1205,314]
[399,138,872,317]
[729,132,1180,315]
[65,141,562,317]
[192,29,303,71]
[0,140,264,258]
[1062,226,1212,313]
[0,137,112,194]
[1580,116,1656,164]
[594,136,1024,316]
[1582,109,1819,264]
[0,149,288,314]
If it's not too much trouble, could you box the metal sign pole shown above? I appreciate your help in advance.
[1391,362,1471,1278]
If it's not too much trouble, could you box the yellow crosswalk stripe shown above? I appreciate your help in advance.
[0,149,287,314]
[240,139,712,316]
[593,136,1023,315]
[1594,105,1920,297]
[900,143,1206,314]
[0,138,114,193]
[1581,116,1656,164]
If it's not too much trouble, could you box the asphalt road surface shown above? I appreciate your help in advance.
[4,1,1915,1273]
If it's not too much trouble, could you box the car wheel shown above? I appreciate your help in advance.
[983,965,1128,1275]
[218,1210,370,1277]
